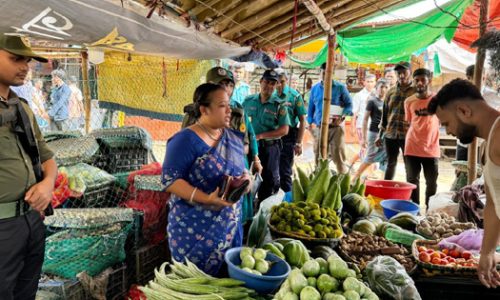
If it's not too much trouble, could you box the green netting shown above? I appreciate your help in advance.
[43,208,134,279]
[289,0,473,66]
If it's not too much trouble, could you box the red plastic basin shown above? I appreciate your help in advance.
[364,180,416,200]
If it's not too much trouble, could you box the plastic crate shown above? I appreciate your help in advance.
[106,147,149,174]
[38,278,88,300]
[106,264,127,300]
[127,240,170,285]
[66,182,114,208]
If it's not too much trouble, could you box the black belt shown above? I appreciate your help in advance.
[258,139,281,147]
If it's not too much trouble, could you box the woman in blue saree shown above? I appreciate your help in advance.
[162,83,249,275]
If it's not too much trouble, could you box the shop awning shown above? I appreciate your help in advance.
[0,0,250,59]
[289,0,473,67]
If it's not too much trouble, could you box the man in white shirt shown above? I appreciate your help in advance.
[350,74,376,167]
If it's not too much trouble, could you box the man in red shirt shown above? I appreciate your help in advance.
[404,68,440,206]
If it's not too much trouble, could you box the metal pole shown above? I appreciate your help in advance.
[320,34,336,159]
[81,51,92,134]
[468,0,489,184]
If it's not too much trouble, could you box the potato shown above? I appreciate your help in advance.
[436,226,446,234]
[454,229,463,235]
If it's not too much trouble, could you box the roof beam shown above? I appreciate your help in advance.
[191,0,222,16]
[243,0,349,43]
[221,1,296,39]
[213,1,253,32]
[333,0,406,30]
[301,0,335,35]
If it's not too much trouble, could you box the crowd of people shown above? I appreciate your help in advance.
[11,68,84,133]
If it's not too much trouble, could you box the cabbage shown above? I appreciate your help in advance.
[323,293,346,300]
[282,291,299,300]
[343,290,360,300]
[329,258,349,279]
[299,286,321,300]
[289,269,308,294]
[343,277,363,294]
[302,259,321,277]
[316,274,338,294]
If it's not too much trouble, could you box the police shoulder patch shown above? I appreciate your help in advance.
[279,108,287,116]
[239,123,246,132]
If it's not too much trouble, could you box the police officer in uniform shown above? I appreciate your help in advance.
[0,34,58,299]
[275,71,307,193]
[243,70,290,202]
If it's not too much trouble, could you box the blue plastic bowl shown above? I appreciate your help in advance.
[224,247,290,294]
[380,199,420,219]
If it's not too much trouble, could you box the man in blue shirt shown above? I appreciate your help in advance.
[307,63,352,174]
[48,69,71,131]
[230,64,251,105]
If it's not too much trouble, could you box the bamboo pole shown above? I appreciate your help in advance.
[301,0,335,35]
[221,1,296,38]
[237,0,330,43]
[320,34,336,159]
[248,0,343,43]
[191,0,222,16]
[81,51,92,134]
[269,0,403,48]
[469,0,489,184]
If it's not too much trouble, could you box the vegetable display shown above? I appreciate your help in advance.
[238,247,273,275]
[274,254,379,300]
[340,232,415,272]
[139,259,257,300]
[415,212,476,240]
[270,202,343,239]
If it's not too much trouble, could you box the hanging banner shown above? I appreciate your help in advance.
[0,0,250,59]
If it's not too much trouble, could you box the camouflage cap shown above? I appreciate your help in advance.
[0,33,48,63]
[206,67,234,84]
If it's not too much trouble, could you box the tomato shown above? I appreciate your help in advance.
[419,252,431,263]
[431,257,442,265]
[446,257,456,263]
[450,249,460,258]
[431,252,441,259]
[426,249,435,254]
[461,251,472,260]
[442,248,449,255]
[418,246,428,253]
[438,251,446,258]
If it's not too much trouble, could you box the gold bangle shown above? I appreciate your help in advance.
[189,187,197,203]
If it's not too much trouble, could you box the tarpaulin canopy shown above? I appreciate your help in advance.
[289,0,473,67]
[0,0,250,59]
[453,0,500,51]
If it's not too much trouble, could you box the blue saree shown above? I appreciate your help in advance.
[162,128,246,275]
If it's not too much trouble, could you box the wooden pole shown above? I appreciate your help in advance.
[320,34,336,159]
[469,0,489,184]
[81,51,92,134]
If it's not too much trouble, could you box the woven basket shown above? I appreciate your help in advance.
[411,239,499,277]
[267,220,342,248]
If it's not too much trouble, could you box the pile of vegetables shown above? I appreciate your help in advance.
[238,247,273,276]
[340,232,415,272]
[270,202,343,239]
[416,212,476,240]
[416,245,477,268]
[263,238,310,268]
[139,259,257,300]
[275,255,379,300]
[294,160,365,211]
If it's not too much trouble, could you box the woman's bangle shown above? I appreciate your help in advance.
[189,187,198,203]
